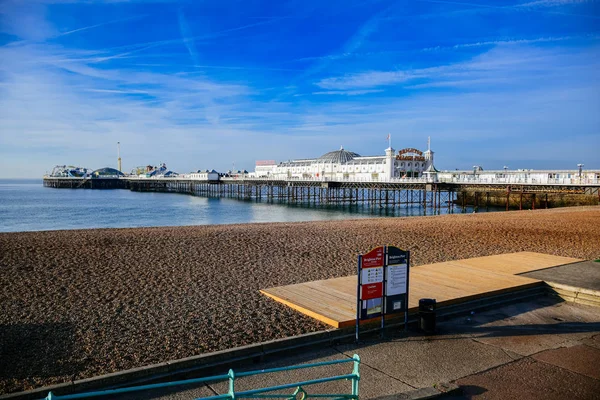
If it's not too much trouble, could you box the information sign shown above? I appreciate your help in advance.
[386,264,408,296]
[384,246,410,316]
[361,266,383,285]
[356,245,411,342]
[361,282,383,300]
[388,246,408,266]
[357,246,384,319]
[362,247,384,268]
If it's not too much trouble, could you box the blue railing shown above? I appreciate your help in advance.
[43,354,360,399]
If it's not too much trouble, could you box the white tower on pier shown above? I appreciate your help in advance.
[424,137,434,164]
[117,142,122,172]
[423,136,438,180]
[385,134,395,180]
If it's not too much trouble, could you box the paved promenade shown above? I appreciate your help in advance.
[106,296,600,400]
[523,260,600,292]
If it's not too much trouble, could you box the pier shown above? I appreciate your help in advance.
[42,177,127,189]
[42,174,600,212]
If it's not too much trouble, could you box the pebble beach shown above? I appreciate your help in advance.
[1,206,600,394]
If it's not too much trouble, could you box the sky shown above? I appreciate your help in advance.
[0,0,599,178]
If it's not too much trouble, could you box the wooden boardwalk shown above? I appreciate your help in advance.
[260,252,582,328]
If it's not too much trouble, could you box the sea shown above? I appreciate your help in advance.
[0,179,487,233]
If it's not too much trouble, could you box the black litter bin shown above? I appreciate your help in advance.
[419,298,436,334]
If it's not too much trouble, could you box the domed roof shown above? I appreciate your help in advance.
[319,146,361,163]
[91,167,124,177]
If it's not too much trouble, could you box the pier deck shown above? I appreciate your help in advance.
[43,175,600,212]
[260,252,582,328]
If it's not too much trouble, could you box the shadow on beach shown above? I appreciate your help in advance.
[0,322,82,380]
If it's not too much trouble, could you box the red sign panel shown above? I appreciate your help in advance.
[255,160,276,166]
[362,246,384,268]
[361,282,383,300]
[398,148,423,156]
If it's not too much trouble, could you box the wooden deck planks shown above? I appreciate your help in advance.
[260,252,584,328]
[447,252,581,275]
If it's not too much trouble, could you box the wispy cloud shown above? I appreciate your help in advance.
[56,14,147,38]
[84,88,151,94]
[177,8,200,66]
[418,0,594,9]
[512,0,600,18]
[296,3,395,82]
[0,0,57,40]
[317,71,410,90]
[408,0,600,20]
[517,0,594,7]
[311,89,385,96]
[0,41,249,147]
[316,43,600,90]
[420,34,597,51]
[100,16,287,58]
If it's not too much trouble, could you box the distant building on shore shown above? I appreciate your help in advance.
[252,139,436,180]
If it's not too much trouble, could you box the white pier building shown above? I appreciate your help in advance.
[253,139,436,181]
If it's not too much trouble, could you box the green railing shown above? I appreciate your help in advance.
[43,354,360,400]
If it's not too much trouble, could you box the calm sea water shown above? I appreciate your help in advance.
[0,179,486,233]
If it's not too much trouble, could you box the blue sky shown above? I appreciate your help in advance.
[0,0,599,177]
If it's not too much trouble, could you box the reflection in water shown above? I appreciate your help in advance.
[0,180,501,232]
[227,195,499,223]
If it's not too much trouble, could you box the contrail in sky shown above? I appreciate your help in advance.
[57,15,147,37]
[178,8,200,66]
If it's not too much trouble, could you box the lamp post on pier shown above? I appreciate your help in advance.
[472,165,479,181]
[577,163,584,182]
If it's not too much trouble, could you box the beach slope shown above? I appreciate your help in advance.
[1,206,599,394]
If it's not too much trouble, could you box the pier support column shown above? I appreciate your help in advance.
[519,192,523,210]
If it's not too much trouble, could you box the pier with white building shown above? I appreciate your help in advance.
[42,142,600,212]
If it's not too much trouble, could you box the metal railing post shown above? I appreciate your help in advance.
[352,354,360,397]
[228,369,235,399]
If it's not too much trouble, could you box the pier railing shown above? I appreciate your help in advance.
[218,176,432,184]
[42,354,361,400]
[44,173,600,187]
[437,177,600,186]
[124,175,599,186]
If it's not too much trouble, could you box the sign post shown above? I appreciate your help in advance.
[356,245,410,342]
[385,246,410,332]
[356,246,384,343]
